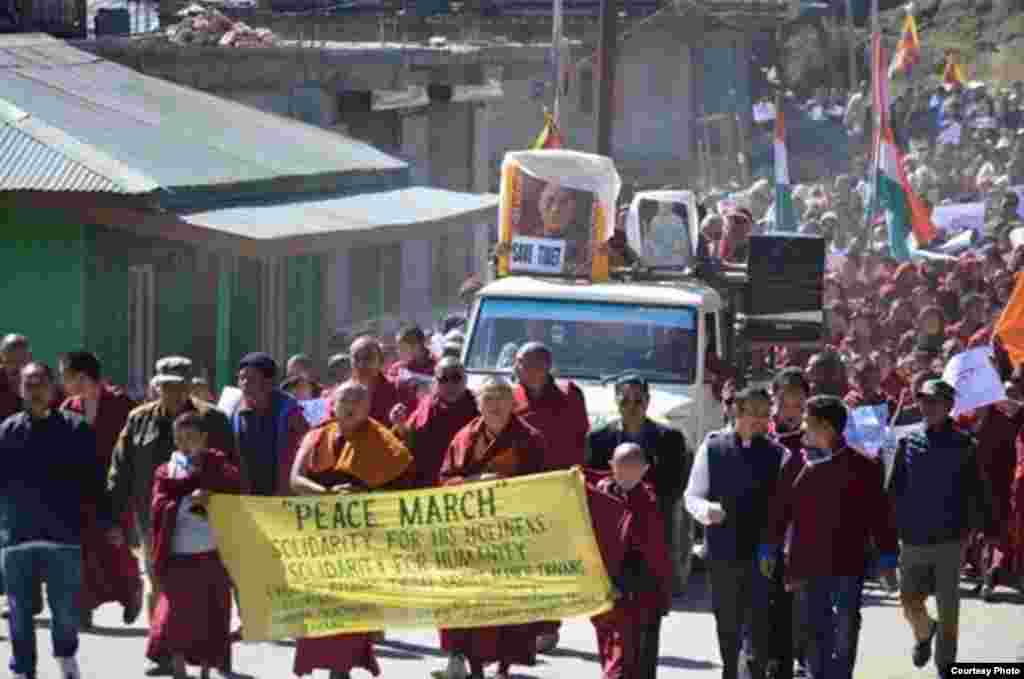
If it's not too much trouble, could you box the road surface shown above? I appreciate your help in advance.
[2,571,1021,678]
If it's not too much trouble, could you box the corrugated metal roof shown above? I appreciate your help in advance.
[0,99,159,193]
[0,34,408,193]
[183,187,497,240]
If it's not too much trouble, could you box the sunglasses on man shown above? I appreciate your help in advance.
[437,372,465,384]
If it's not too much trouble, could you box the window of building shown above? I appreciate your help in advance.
[127,264,155,400]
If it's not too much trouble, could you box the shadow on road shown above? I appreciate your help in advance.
[377,639,446,658]
[548,645,717,670]
[34,618,148,639]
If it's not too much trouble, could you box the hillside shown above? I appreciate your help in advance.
[785,0,1024,92]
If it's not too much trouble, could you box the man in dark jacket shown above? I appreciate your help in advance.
[0,362,109,679]
[586,374,691,590]
[685,387,785,679]
[888,379,997,679]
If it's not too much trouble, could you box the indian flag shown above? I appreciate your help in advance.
[873,33,936,259]
[773,104,796,231]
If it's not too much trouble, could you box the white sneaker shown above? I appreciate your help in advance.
[58,656,81,679]
[446,653,469,679]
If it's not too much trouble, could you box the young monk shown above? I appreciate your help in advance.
[289,381,415,679]
[437,376,546,679]
[145,411,241,679]
[591,443,673,679]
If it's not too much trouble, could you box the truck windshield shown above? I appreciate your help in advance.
[465,298,698,384]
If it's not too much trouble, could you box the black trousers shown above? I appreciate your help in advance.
[634,615,662,679]
[708,559,770,679]
[766,558,794,679]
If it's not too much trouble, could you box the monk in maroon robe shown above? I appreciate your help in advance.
[962,404,1024,598]
[339,336,415,426]
[511,342,589,652]
[290,381,415,679]
[393,357,479,489]
[588,447,673,679]
[146,413,241,678]
[61,350,143,626]
[438,376,546,679]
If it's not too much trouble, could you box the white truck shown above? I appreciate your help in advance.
[460,258,823,587]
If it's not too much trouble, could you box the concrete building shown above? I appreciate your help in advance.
[0,33,496,394]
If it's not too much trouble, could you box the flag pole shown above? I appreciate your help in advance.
[551,0,564,126]
[865,0,882,239]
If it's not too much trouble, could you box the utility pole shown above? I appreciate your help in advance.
[845,0,857,91]
[595,0,617,157]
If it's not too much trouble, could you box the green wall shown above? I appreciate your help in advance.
[81,228,132,387]
[0,202,86,370]
[285,254,323,360]
[215,255,262,392]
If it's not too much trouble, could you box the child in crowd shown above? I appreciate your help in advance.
[145,411,241,679]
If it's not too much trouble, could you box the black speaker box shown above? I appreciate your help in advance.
[744,234,825,316]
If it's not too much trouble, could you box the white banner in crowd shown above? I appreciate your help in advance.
[937,122,962,146]
[844,404,889,458]
[942,347,1007,417]
[753,101,776,122]
[931,202,985,234]
[299,398,328,426]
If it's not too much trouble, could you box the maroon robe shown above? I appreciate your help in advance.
[969,408,1024,577]
[438,415,546,673]
[318,373,413,428]
[63,387,142,613]
[404,390,479,488]
[514,378,589,640]
[513,378,589,472]
[586,471,672,679]
[386,354,438,405]
[292,420,413,677]
[0,379,20,421]
[146,451,240,669]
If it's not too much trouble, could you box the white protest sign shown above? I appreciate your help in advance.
[509,236,566,274]
[942,347,1007,416]
[217,386,243,415]
[931,202,985,234]
[299,398,329,426]
[937,122,961,145]
[938,228,975,254]
[753,101,776,122]
[844,404,889,458]
[1010,227,1024,250]
[969,116,998,130]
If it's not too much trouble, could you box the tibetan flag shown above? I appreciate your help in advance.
[531,111,563,150]
[773,104,797,231]
[943,51,966,89]
[888,11,920,78]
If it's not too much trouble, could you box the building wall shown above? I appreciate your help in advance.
[0,201,86,371]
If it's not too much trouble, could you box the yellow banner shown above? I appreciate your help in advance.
[209,470,614,641]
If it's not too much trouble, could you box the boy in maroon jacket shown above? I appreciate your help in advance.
[760,395,898,679]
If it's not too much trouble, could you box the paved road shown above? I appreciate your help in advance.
[1,570,1021,678]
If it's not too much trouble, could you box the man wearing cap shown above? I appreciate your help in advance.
[888,379,997,679]
[512,341,589,653]
[106,356,235,676]
[228,352,309,497]
[684,387,785,679]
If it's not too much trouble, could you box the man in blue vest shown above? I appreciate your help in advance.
[685,387,785,679]
[231,352,309,497]
[888,379,997,679]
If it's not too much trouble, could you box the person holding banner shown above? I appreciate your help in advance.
[512,341,589,653]
[289,381,415,679]
[145,411,241,679]
[438,376,546,679]
[347,337,413,427]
